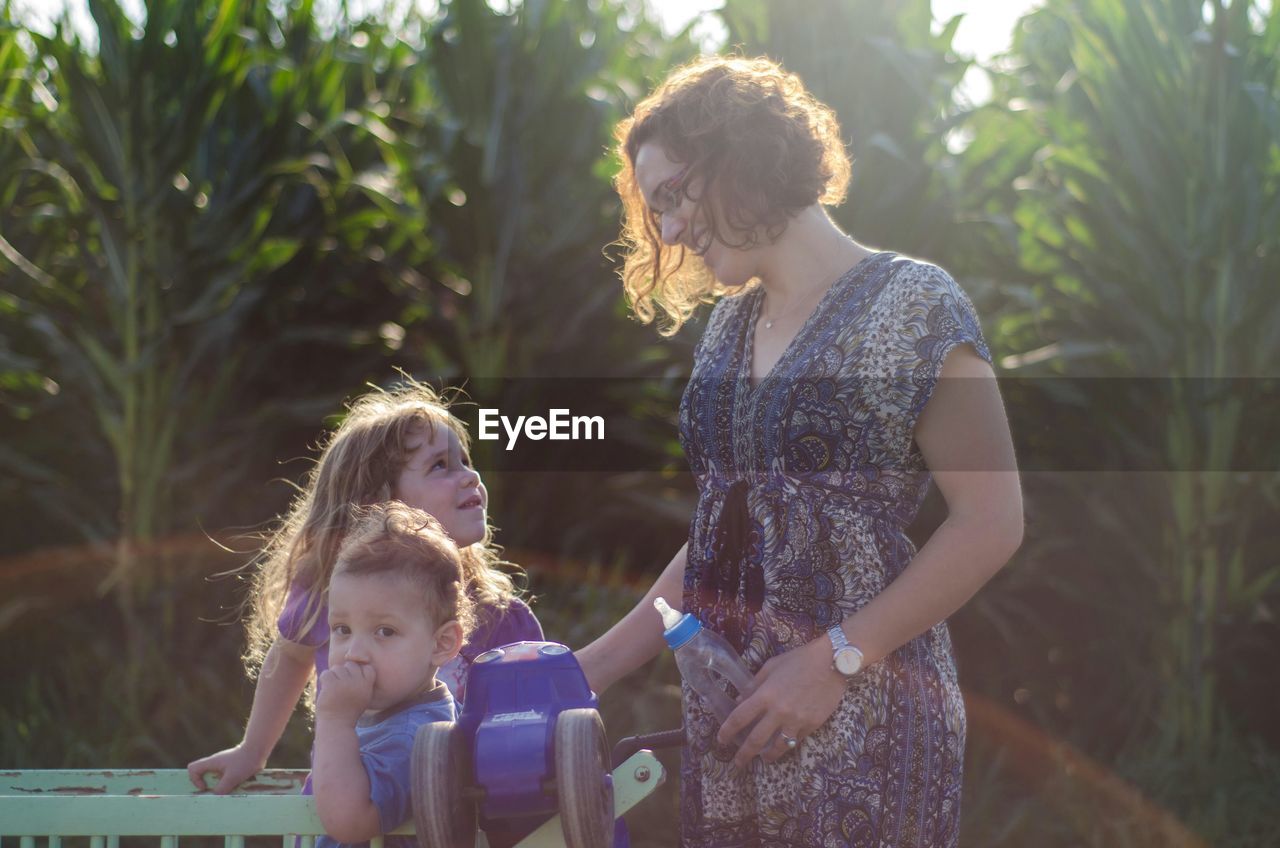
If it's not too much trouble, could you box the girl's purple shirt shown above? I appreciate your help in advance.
[277,585,543,703]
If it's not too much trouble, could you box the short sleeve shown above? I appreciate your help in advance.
[438,598,545,703]
[277,582,329,648]
[882,260,991,437]
[467,597,544,656]
[492,597,545,644]
[361,730,416,835]
[363,702,455,833]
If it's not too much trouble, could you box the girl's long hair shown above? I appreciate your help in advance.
[242,379,519,696]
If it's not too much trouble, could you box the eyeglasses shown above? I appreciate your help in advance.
[653,164,692,214]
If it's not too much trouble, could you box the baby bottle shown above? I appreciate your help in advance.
[654,597,757,741]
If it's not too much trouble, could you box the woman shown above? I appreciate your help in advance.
[575,56,1023,847]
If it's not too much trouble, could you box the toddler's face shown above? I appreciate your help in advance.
[327,571,451,712]
[393,424,488,548]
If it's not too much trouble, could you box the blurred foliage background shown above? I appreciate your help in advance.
[2,0,1278,845]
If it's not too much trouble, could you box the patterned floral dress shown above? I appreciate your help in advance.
[677,252,990,848]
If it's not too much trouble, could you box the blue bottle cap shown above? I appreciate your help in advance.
[662,612,702,650]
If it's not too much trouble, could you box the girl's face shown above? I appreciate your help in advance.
[392,424,488,548]
[633,140,765,289]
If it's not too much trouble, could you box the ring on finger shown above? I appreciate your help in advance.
[780,732,798,751]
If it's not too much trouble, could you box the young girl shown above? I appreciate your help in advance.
[187,379,542,794]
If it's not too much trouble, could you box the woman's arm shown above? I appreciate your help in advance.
[576,542,688,695]
[843,346,1023,665]
[719,347,1023,766]
[187,637,317,792]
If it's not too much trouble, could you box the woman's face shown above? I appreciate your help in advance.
[633,141,763,288]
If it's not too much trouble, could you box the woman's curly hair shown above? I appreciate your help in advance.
[614,55,852,335]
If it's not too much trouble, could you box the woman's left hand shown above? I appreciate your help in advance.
[716,635,847,768]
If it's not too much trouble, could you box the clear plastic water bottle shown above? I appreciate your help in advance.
[654,597,758,742]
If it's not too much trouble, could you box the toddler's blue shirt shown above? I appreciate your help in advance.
[315,682,455,848]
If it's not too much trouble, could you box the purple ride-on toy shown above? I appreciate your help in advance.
[411,641,617,848]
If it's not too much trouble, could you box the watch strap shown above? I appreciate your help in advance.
[827,623,850,652]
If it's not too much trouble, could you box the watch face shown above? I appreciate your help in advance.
[834,647,862,676]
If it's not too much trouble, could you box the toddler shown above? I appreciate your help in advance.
[312,501,473,848]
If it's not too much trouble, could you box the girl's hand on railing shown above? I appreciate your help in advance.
[186,743,268,794]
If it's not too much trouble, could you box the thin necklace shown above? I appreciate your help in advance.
[760,285,826,330]
[759,238,864,329]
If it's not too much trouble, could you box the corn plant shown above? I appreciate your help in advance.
[0,0,441,566]
[395,0,686,378]
[978,0,1280,767]
[718,0,972,261]
[376,0,694,555]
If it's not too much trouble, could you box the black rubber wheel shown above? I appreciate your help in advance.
[412,721,476,848]
[555,708,614,848]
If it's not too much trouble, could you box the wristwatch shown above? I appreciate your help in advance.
[827,623,864,678]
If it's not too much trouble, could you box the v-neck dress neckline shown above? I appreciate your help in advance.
[739,251,890,400]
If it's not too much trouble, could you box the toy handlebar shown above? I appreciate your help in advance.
[610,727,686,768]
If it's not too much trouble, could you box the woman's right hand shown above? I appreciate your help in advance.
[187,742,268,794]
